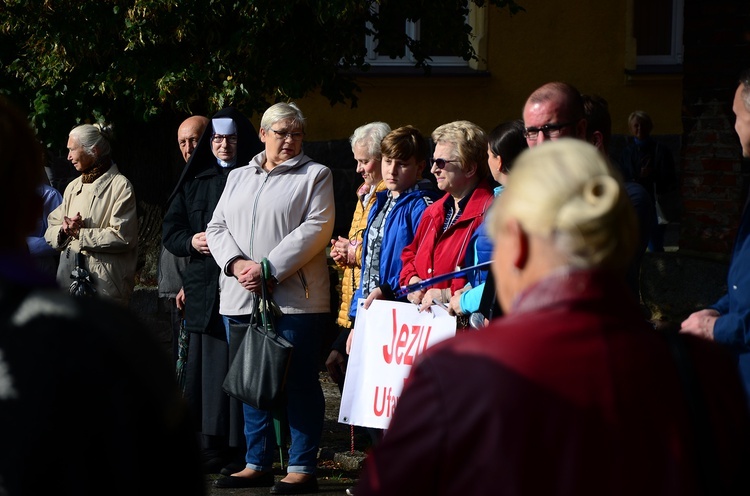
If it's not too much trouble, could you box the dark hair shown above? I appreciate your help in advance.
[380,125,429,163]
[488,120,527,173]
[582,94,612,150]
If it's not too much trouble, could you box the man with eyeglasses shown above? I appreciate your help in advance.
[522,81,588,147]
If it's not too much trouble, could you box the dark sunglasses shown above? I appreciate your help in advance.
[429,158,461,169]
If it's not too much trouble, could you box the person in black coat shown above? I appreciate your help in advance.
[163,107,263,474]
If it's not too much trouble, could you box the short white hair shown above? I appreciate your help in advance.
[349,122,391,158]
[260,102,305,133]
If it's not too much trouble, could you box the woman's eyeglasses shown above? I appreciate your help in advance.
[429,158,461,169]
[270,129,305,141]
[211,134,238,144]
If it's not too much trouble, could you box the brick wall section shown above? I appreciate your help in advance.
[680,0,750,256]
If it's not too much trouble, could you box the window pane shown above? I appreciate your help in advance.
[365,1,472,66]
[373,4,406,58]
[634,0,673,56]
[418,12,466,58]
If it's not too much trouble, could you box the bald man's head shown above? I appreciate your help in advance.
[522,82,587,147]
[177,115,209,162]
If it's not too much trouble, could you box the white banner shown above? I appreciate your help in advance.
[338,298,456,429]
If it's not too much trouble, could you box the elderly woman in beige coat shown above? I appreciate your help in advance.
[45,123,138,305]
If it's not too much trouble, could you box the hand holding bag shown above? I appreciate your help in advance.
[222,258,293,410]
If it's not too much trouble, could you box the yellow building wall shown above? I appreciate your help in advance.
[291,0,683,142]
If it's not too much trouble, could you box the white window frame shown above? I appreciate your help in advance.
[364,4,471,67]
[636,0,684,65]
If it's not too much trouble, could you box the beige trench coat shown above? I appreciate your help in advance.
[45,164,138,305]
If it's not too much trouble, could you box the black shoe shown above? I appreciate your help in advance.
[346,487,355,496]
[202,455,226,474]
[220,460,246,477]
[201,448,220,462]
[269,476,318,494]
[213,472,275,488]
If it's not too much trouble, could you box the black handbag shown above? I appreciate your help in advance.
[222,258,293,410]
[69,252,96,297]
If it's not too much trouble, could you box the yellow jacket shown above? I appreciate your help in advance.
[335,180,386,328]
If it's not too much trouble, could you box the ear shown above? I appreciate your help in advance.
[259,128,268,143]
[591,130,604,151]
[507,218,529,271]
[464,161,477,178]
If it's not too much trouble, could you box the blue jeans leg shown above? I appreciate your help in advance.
[279,313,326,474]
[222,313,325,474]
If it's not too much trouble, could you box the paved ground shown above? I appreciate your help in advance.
[640,222,729,327]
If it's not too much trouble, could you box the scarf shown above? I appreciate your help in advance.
[81,157,112,184]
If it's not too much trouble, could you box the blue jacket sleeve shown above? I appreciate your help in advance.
[711,223,750,350]
[459,282,484,314]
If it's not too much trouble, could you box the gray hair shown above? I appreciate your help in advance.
[350,122,391,158]
[260,102,306,133]
[69,123,113,158]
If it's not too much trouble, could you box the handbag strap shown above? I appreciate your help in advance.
[259,258,276,337]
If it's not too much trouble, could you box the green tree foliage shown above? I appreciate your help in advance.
[0,0,523,148]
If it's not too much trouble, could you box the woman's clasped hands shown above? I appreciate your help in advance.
[61,212,83,239]
[230,258,275,294]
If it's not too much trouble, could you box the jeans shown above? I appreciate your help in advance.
[223,313,326,474]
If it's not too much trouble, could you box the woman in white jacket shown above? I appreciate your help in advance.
[207,102,334,494]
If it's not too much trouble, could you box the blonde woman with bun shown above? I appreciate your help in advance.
[354,139,750,496]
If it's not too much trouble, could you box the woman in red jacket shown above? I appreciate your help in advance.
[400,120,495,313]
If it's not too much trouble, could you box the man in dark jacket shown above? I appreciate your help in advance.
[159,115,209,365]
[682,68,750,401]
